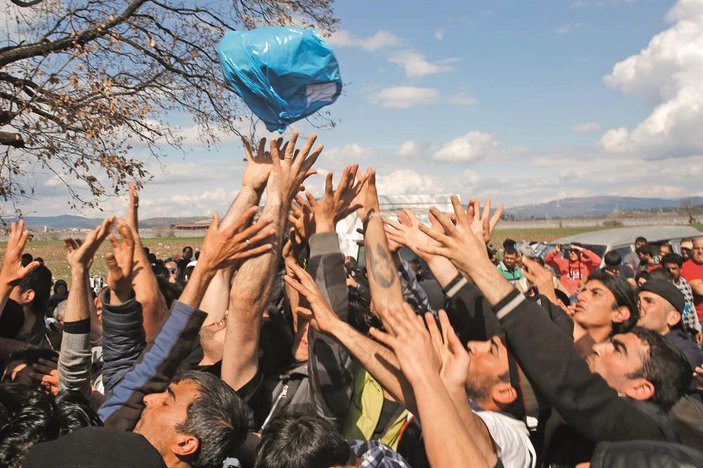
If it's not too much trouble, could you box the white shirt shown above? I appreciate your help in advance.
[475,410,536,468]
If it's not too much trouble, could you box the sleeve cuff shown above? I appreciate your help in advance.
[63,318,91,334]
[492,289,525,320]
[309,232,341,257]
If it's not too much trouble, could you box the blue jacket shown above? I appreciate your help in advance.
[99,296,206,431]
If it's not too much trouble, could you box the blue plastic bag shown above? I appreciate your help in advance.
[218,27,342,133]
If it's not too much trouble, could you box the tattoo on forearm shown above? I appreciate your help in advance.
[367,243,397,288]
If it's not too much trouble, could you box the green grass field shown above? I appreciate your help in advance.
[2,223,702,283]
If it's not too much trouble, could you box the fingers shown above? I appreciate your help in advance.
[425,312,444,355]
[242,137,254,161]
[235,243,273,262]
[427,207,457,236]
[489,202,504,234]
[369,326,397,350]
[305,191,317,207]
[450,195,467,227]
[324,172,333,195]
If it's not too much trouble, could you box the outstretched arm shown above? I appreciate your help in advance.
[221,133,321,391]
[284,262,417,413]
[199,139,273,364]
[125,183,168,342]
[359,170,403,322]
[60,217,114,397]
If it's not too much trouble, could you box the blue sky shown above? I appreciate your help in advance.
[22,0,703,218]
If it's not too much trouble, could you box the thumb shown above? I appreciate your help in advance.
[22,260,41,276]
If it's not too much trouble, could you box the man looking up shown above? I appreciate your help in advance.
[637,279,703,371]
[420,198,691,466]
[25,205,274,468]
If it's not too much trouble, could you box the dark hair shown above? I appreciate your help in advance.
[587,270,639,334]
[503,246,518,256]
[661,253,683,267]
[604,251,622,267]
[502,238,516,249]
[183,246,193,254]
[255,413,353,468]
[18,264,52,316]
[20,253,33,267]
[647,268,675,283]
[52,280,67,295]
[627,327,691,410]
[0,384,100,467]
[156,276,182,309]
[3,348,59,382]
[635,236,647,244]
[637,244,658,257]
[174,371,252,468]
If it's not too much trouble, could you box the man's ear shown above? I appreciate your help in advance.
[18,288,35,305]
[491,382,517,407]
[611,305,631,325]
[623,378,655,402]
[666,310,682,329]
[171,433,199,458]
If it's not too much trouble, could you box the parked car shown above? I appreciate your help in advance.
[541,225,702,266]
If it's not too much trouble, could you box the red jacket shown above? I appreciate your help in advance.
[545,248,602,296]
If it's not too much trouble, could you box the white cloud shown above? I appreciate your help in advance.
[397,141,430,158]
[599,0,703,159]
[571,122,600,132]
[432,131,500,162]
[449,91,477,106]
[323,143,376,160]
[368,86,441,109]
[434,29,445,41]
[556,22,584,34]
[375,169,442,195]
[326,29,401,50]
[388,50,459,78]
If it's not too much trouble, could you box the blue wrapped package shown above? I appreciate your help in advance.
[218,27,342,132]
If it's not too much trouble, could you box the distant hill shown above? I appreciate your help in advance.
[9,196,703,227]
[505,196,703,219]
[11,215,207,229]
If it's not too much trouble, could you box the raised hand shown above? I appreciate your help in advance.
[0,220,40,287]
[241,137,273,195]
[369,303,442,385]
[197,207,274,271]
[105,220,136,303]
[384,209,439,257]
[465,197,503,245]
[267,132,322,203]
[356,168,380,222]
[315,165,366,231]
[65,217,114,271]
[288,192,316,244]
[426,309,470,393]
[283,261,342,334]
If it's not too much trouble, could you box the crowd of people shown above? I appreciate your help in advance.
[1,132,702,468]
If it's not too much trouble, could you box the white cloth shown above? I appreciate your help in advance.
[475,410,536,468]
